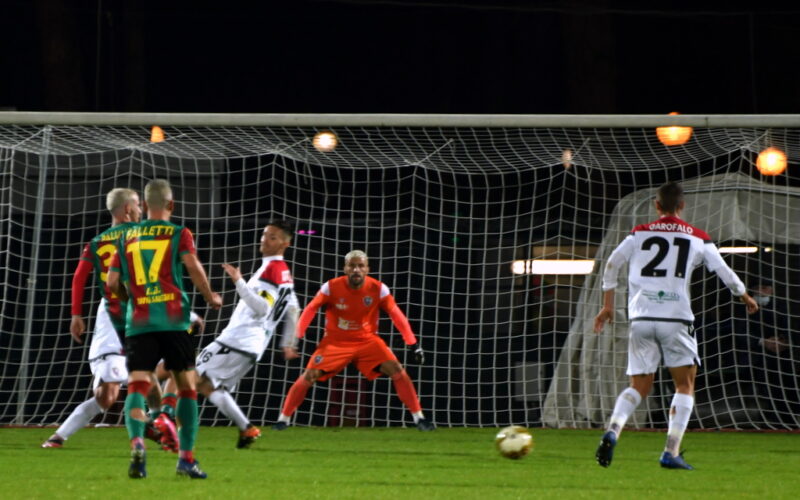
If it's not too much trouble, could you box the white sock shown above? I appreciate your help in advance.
[607,387,642,438]
[56,398,104,440]
[411,411,425,424]
[208,390,250,431]
[277,413,291,424]
[665,393,694,455]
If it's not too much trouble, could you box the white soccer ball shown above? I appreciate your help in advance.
[495,425,533,459]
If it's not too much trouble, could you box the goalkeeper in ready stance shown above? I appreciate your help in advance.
[272,250,435,431]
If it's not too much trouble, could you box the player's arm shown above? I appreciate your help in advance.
[106,251,127,302]
[69,257,93,343]
[221,263,270,316]
[594,236,634,333]
[703,243,759,314]
[296,290,327,339]
[381,290,424,363]
[280,295,301,360]
[182,252,222,309]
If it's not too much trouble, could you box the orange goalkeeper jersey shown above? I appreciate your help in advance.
[298,275,416,345]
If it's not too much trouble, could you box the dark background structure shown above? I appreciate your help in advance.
[2,0,800,114]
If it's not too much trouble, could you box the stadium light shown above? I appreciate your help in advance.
[656,112,693,146]
[756,147,787,176]
[511,259,595,275]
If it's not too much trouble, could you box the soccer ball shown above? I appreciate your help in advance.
[495,425,533,459]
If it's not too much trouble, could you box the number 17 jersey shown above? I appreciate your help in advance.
[602,215,746,323]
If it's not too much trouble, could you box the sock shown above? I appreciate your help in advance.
[665,393,694,455]
[161,393,177,419]
[411,411,425,424]
[176,389,199,454]
[281,377,312,418]
[124,381,151,441]
[208,389,250,431]
[607,387,642,438]
[390,370,422,414]
[56,398,104,440]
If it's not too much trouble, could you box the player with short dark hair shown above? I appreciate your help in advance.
[593,181,758,470]
[272,250,435,431]
[107,179,222,479]
[194,220,300,448]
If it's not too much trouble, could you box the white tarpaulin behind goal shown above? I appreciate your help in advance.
[543,173,800,429]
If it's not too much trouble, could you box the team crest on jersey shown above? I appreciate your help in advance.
[363,296,373,306]
[314,355,323,364]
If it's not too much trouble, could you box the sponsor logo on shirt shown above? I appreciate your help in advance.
[642,290,680,303]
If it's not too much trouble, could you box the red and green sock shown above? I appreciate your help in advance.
[125,380,151,441]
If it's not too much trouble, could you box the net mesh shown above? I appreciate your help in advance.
[0,122,797,430]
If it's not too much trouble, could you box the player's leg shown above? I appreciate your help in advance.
[43,380,120,447]
[273,368,322,430]
[162,329,206,478]
[274,342,348,430]
[656,321,698,469]
[154,361,178,420]
[125,370,152,479]
[143,368,178,453]
[124,333,161,479]
[195,346,260,447]
[597,320,659,467]
[659,364,696,469]
[378,359,434,431]
[43,354,126,447]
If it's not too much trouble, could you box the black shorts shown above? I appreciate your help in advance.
[125,330,196,372]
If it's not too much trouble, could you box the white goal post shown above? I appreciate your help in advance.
[0,112,798,431]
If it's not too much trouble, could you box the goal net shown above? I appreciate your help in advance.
[0,115,797,431]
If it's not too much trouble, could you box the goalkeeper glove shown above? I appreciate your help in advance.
[410,344,425,364]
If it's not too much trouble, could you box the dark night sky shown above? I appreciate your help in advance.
[2,0,800,114]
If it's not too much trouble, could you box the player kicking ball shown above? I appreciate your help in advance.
[194,220,300,448]
[272,250,435,431]
[593,181,758,470]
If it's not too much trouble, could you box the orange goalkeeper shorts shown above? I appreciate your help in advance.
[307,335,398,381]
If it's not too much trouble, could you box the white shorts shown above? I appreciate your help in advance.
[196,341,256,393]
[627,320,699,375]
[89,354,128,390]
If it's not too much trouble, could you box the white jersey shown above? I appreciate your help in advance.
[214,256,299,360]
[88,299,124,361]
[602,216,746,323]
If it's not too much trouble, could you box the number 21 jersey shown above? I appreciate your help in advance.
[602,215,745,323]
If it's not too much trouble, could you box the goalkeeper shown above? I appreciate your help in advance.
[272,250,435,431]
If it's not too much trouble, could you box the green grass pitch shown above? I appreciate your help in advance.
[1,426,798,499]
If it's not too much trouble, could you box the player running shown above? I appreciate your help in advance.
[593,181,758,470]
[42,188,177,452]
[272,250,435,431]
[194,220,300,448]
[108,179,222,479]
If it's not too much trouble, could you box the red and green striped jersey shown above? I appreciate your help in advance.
[110,219,197,336]
[80,222,137,333]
